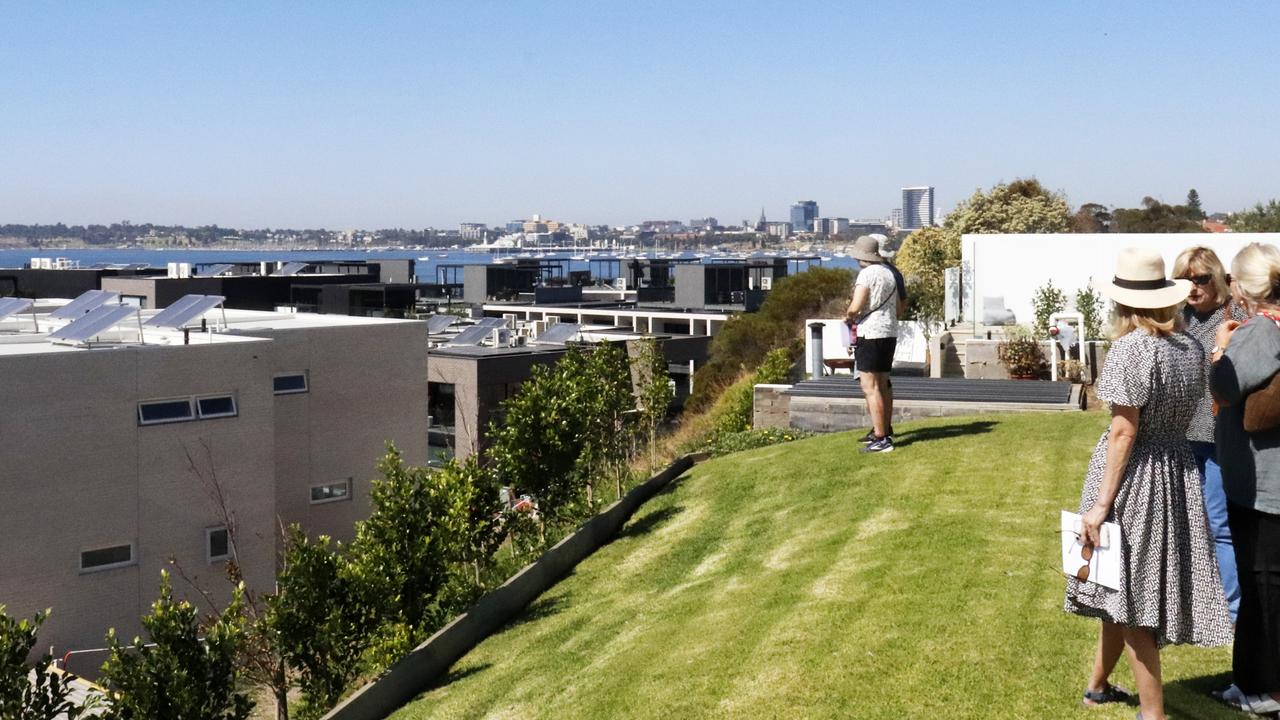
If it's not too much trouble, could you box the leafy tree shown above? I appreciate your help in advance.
[688,267,853,411]
[1186,188,1204,218]
[1111,197,1201,232]
[1070,203,1112,233]
[350,445,478,632]
[1,607,93,720]
[632,337,674,475]
[895,226,960,328]
[99,572,252,720]
[265,529,377,719]
[487,344,634,524]
[945,178,1071,235]
[1229,199,1280,232]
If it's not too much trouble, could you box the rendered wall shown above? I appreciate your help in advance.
[961,233,1280,330]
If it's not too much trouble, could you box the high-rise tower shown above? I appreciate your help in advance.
[901,187,935,230]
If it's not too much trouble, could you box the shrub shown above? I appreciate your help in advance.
[99,572,252,720]
[1074,286,1105,340]
[1,607,92,720]
[1030,280,1067,337]
[703,427,815,457]
[997,326,1046,378]
[688,268,852,411]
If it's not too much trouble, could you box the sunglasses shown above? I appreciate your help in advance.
[1074,540,1094,582]
[1178,273,1231,287]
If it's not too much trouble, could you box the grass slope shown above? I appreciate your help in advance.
[392,413,1237,720]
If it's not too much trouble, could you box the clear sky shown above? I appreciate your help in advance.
[1,1,1276,229]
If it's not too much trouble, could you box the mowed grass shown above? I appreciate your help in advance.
[391,413,1238,720]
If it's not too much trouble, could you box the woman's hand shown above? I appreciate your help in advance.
[1081,503,1110,547]
[1216,319,1241,352]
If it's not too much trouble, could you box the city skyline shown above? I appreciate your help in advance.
[2,3,1278,228]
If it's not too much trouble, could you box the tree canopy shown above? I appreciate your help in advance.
[1111,196,1202,233]
[946,178,1071,235]
[1229,199,1280,232]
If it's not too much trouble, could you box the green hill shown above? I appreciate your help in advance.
[391,413,1237,720]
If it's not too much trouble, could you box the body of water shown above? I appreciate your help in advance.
[0,247,858,281]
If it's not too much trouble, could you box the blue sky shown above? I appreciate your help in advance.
[1,1,1276,229]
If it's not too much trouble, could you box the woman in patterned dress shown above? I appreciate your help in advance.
[1065,247,1233,720]
[1173,246,1246,622]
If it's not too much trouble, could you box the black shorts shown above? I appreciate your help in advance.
[854,337,897,373]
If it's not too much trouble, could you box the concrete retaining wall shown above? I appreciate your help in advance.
[321,454,697,720]
[786,392,1084,433]
[752,384,792,429]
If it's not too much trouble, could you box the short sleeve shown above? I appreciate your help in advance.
[1096,336,1153,408]
[854,270,870,289]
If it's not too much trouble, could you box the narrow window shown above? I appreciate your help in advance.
[80,543,135,573]
[138,398,194,425]
[196,395,237,419]
[206,526,230,563]
[310,479,352,505]
[273,373,309,395]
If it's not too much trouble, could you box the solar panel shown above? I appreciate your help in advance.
[49,290,119,319]
[447,325,493,345]
[273,262,308,276]
[0,297,33,322]
[426,315,458,333]
[49,304,138,343]
[199,263,234,277]
[475,317,508,329]
[534,323,581,344]
[144,294,226,329]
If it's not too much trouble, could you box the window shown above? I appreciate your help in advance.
[121,295,148,309]
[138,398,194,425]
[311,479,352,505]
[206,526,230,563]
[273,373,309,395]
[80,543,135,573]
[196,395,237,419]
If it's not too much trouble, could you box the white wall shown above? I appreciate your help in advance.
[962,233,1280,329]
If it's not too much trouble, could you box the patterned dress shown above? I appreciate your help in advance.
[1063,330,1233,647]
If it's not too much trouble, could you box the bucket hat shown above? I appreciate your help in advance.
[1098,247,1191,309]
[850,235,884,264]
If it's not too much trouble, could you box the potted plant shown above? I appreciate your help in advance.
[998,326,1045,379]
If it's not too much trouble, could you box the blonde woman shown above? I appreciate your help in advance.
[1173,246,1245,622]
[1066,247,1232,720]
[1208,242,1280,714]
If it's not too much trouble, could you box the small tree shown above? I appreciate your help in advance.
[99,572,253,720]
[488,344,633,524]
[1031,280,1067,337]
[265,529,377,720]
[895,225,960,333]
[1,607,93,720]
[632,337,674,475]
[350,445,477,633]
[1074,286,1105,341]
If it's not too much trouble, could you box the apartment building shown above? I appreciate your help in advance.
[0,302,427,669]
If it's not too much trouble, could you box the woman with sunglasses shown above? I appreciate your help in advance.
[1208,242,1280,715]
[1066,247,1232,720]
[1173,246,1246,624]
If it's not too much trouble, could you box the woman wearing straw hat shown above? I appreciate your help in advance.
[1065,247,1232,720]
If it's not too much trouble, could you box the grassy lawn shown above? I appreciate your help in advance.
[390,413,1239,720]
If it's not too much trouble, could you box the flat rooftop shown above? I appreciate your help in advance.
[0,303,421,358]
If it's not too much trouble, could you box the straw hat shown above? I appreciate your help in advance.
[1098,247,1191,309]
[850,235,884,264]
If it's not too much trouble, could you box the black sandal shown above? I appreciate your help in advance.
[1082,683,1134,707]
